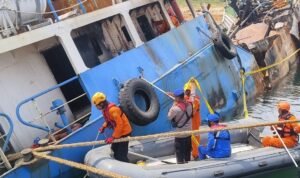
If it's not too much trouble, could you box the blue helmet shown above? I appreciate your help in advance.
[173,89,184,97]
[207,113,220,122]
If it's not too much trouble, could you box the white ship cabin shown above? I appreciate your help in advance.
[0,0,191,153]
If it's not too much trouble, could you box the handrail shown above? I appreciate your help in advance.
[46,0,86,22]
[0,113,13,152]
[16,76,79,132]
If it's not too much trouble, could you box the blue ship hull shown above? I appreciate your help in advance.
[3,16,257,178]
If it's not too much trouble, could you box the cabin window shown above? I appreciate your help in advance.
[71,14,134,68]
[130,2,171,42]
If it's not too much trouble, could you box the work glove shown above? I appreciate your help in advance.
[105,137,114,144]
[98,127,105,133]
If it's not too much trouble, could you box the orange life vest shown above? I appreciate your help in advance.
[276,113,298,139]
[103,103,120,128]
[102,103,132,138]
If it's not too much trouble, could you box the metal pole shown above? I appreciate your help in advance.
[169,0,185,23]
[76,0,87,13]
[92,132,100,149]
[32,100,56,142]
[47,0,59,22]
[271,126,299,168]
[141,78,175,100]
[186,0,196,18]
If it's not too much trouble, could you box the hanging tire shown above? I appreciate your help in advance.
[119,78,160,126]
[213,31,237,59]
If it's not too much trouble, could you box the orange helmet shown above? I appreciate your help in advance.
[277,101,290,111]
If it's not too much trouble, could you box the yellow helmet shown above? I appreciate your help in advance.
[184,83,192,91]
[92,92,106,105]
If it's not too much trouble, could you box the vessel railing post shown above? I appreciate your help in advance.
[16,76,78,133]
[77,0,87,14]
[31,99,57,142]
[186,0,196,18]
[46,0,59,22]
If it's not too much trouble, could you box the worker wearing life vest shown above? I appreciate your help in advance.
[92,92,132,162]
[184,83,201,160]
[262,101,300,148]
[199,113,231,160]
[168,89,193,164]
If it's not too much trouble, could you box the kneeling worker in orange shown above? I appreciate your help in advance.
[262,101,300,148]
[92,92,132,162]
[184,83,201,159]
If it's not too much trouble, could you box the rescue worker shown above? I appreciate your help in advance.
[92,92,132,162]
[199,113,231,160]
[262,101,300,148]
[184,82,201,160]
[151,8,180,35]
[168,89,193,164]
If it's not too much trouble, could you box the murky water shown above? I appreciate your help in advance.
[247,64,300,121]
[241,62,300,178]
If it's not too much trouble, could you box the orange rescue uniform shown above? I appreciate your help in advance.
[102,103,132,139]
[185,95,201,158]
[262,114,300,148]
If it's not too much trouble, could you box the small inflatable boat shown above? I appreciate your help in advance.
[85,119,300,178]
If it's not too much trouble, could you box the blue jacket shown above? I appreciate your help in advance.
[207,129,231,158]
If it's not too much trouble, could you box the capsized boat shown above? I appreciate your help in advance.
[224,0,300,90]
[85,119,300,178]
[0,0,299,177]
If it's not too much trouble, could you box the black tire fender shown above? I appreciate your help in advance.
[213,31,237,59]
[119,78,160,126]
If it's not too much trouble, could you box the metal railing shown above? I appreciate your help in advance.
[15,76,90,142]
[46,0,86,22]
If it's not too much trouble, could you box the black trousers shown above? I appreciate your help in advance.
[111,134,130,162]
[175,136,192,164]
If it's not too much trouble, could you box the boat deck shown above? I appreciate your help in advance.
[144,143,258,167]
